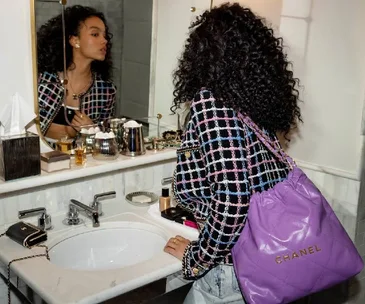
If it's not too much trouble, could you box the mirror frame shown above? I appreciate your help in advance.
[30,0,67,148]
[30,0,41,138]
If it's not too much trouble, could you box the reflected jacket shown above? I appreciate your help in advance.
[38,72,116,135]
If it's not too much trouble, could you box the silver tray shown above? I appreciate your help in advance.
[125,191,158,206]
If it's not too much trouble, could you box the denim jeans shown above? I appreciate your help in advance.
[183,265,246,304]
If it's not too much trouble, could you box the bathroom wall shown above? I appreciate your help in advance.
[213,0,283,29]
[279,1,365,302]
[0,0,34,110]
[0,160,176,230]
[280,0,365,177]
[154,0,365,178]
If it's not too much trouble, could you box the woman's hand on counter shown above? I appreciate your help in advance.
[164,235,190,260]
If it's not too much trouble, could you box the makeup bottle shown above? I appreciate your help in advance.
[74,138,86,166]
[159,188,171,212]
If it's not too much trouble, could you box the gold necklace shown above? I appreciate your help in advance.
[67,74,93,100]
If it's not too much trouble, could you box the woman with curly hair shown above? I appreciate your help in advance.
[37,5,116,144]
[164,3,301,303]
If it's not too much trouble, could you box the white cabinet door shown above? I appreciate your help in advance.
[151,0,211,130]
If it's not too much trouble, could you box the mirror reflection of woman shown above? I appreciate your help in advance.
[37,5,116,146]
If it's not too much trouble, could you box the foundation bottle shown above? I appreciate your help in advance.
[159,188,171,212]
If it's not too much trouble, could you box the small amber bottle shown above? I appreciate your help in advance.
[159,188,171,212]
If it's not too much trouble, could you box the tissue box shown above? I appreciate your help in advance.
[0,132,41,181]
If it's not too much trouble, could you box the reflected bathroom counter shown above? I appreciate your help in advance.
[0,200,199,304]
[0,148,177,195]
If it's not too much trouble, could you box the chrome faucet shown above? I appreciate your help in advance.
[70,199,100,227]
[90,191,116,216]
[67,192,116,227]
[18,207,52,230]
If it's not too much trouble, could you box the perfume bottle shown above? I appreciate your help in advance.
[74,138,86,166]
[56,137,73,153]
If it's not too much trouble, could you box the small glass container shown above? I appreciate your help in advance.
[92,138,119,160]
[56,137,73,154]
[80,133,96,154]
[74,139,87,166]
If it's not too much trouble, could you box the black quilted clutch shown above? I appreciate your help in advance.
[5,221,47,247]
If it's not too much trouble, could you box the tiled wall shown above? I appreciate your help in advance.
[301,168,359,240]
[0,160,176,230]
[348,151,365,304]
[0,162,360,303]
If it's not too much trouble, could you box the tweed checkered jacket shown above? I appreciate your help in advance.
[38,72,116,135]
[173,89,290,280]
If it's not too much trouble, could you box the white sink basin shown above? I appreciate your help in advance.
[48,221,167,271]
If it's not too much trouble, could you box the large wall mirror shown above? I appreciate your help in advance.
[32,0,214,151]
[34,0,161,150]
[35,0,153,120]
[31,0,284,151]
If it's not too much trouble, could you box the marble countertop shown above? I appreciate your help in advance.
[0,149,177,195]
[0,200,198,304]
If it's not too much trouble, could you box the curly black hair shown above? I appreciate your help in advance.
[37,5,113,80]
[172,3,301,135]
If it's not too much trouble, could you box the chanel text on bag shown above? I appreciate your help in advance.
[275,245,321,264]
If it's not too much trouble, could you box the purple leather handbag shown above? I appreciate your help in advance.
[231,114,364,304]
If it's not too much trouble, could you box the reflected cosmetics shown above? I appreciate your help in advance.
[74,139,86,166]
[56,138,73,153]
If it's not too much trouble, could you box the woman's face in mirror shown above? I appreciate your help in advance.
[70,16,108,62]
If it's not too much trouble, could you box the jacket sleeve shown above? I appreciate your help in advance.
[38,80,63,135]
[182,90,251,279]
[99,84,117,120]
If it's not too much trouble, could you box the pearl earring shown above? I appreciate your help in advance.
[75,43,80,49]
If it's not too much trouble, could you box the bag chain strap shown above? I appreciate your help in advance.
[237,113,296,195]
[0,232,50,304]
[237,113,296,170]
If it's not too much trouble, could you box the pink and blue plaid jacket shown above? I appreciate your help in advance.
[173,89,290,280]
[38,72,116,135]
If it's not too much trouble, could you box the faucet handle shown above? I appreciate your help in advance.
[91,191,116,216]
[69,199,99,227]
[39,213,52,231]
[161,177,173,186]
[93,191,116,203]
[18,207,52,230]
